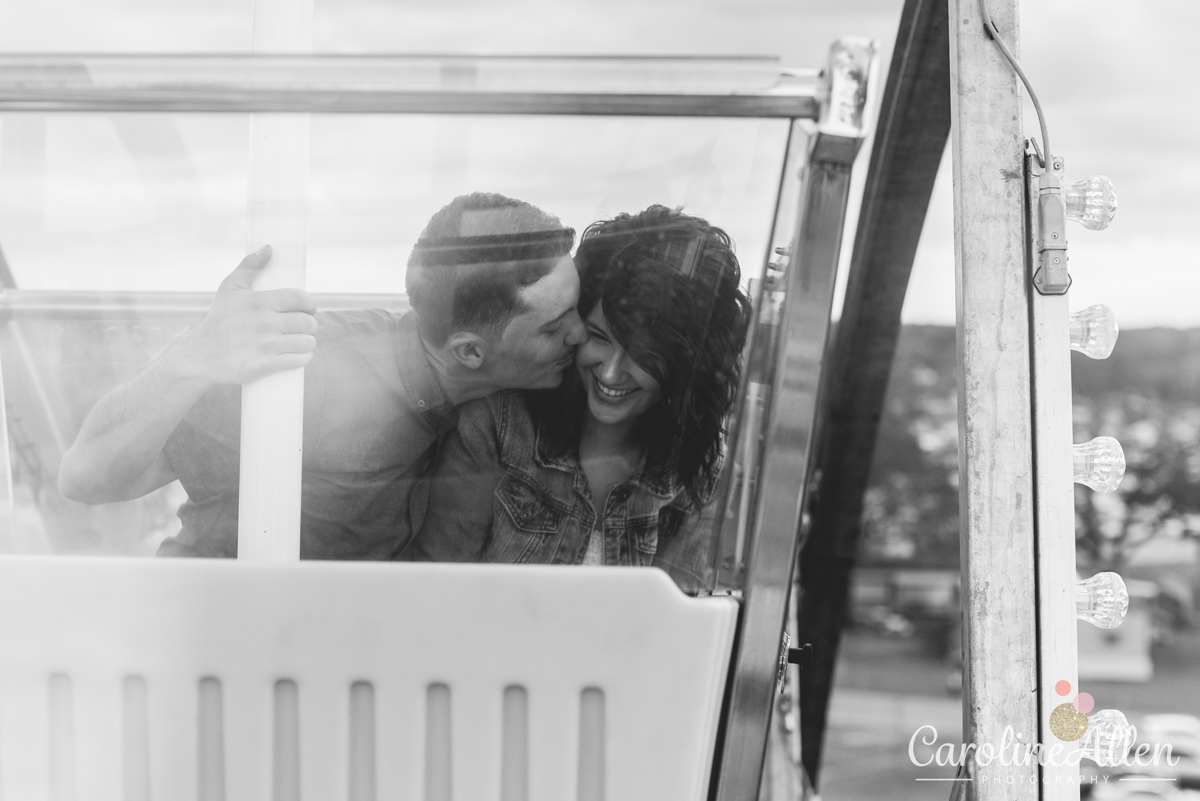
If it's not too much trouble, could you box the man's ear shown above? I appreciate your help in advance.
[446,331,488,370]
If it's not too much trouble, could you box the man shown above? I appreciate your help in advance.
[58,192,587,559]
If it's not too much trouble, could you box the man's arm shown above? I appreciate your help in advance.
[58,246,319,504]
[401,400,503,562]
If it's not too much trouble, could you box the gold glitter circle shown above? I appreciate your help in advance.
[1049,702,1089,741]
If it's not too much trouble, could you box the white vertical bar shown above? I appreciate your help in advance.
[527,689,575,801]
[222,677,272,801]
[71,673,122,801]
[297,678,344,801]
[237,0,313,561]
[147,675,198,801]
[948,0,1041,796]
[451,684,500,801]
[374,681,420,801]
[0,672,51,801]
[1029,163,1081,799]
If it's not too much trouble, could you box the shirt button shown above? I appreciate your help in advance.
[418,400,426,408]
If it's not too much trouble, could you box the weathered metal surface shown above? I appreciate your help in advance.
[949,0,1040,796]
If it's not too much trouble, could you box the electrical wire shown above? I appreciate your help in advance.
[978,0,1051,168]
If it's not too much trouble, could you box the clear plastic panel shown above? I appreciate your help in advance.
[0,111,790,564]
[708,121,808,592]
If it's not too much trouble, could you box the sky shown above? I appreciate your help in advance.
[1,0,1196,327]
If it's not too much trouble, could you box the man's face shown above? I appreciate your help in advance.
[485,255,587,390]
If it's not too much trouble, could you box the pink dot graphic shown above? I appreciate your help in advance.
[1055,680,1072,696]
[1073,693,1094,714]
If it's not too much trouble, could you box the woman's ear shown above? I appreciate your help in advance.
[446,331,487,370]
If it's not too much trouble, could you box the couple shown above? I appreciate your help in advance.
[59,193,751,586]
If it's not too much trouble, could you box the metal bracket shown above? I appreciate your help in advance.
[776,631,792,694]
[776,634,815,693]
[1032,154,1071,295]
[787,643,814,670]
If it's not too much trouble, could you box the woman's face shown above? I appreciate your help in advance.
[575,301,662,427]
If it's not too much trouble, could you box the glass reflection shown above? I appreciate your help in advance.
[0,111,789,587]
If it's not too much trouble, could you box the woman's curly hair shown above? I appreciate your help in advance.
[529,205,752,508]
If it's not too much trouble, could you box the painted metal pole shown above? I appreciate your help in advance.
[1027,153,1082,799]
[237,0,312,561]
[948,0,1040,796]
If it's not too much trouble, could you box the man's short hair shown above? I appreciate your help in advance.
[405,192,575,347]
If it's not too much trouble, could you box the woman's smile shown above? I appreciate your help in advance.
[575,302,662,426]
[592,376,639,399]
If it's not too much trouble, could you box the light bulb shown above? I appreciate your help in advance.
[1076,572,1129,629]
[1069,305,1119,359]
[1073,436,1126,492]
[1064,175,1117,231]
[1080,709,1135,766]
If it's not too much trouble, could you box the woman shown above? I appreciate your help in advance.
[407,205,752,591]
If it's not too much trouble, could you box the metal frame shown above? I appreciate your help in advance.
[1027,151,1083,798]
[707,123,806,593]
[713,127,862,800]
[0,54,820,118]
[796,0,953,781]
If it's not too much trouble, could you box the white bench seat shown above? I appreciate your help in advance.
[0,557,738,801]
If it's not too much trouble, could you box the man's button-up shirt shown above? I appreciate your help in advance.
[160,309,457,560]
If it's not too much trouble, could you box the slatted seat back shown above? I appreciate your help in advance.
[0,557,738,801]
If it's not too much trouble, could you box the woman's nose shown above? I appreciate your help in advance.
[598,349,627,384]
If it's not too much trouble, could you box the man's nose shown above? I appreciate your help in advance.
[563,310,588,347]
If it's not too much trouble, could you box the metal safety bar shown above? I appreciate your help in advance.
[0,54,820,117]
[0,290,409,322]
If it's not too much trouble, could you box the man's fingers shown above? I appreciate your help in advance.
[270,350,315,372]
[216,245,273,293]
[267,288,318,315]
[275,333,318,354]
[276,312,319,336]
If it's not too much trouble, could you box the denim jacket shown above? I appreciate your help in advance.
[406,391,715,592]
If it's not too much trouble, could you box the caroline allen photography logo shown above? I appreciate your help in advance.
[907,680,1181,786]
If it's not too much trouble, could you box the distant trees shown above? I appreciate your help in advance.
[1072,388,1200,573]
[859,326,1200,570]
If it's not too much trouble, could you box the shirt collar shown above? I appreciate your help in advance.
[396,311,457,433]
[532,423,680,500]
